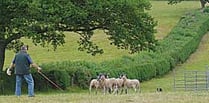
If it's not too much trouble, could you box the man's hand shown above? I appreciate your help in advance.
[37,67,42,72]
[6,68,12,76]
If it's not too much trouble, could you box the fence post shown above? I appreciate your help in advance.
[195,71,197,91]
[173,69,176,92]
[174,70,209,91]
[184,71,186,91]
[206,65,209,91]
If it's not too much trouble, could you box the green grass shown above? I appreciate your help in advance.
[141,32,209,93]
[3,1,200,68]
[1,92,209,103]
[140,1,207,93]
[4,30,132,69]
[149,1,200,39]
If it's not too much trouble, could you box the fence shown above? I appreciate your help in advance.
[173,70,209,91]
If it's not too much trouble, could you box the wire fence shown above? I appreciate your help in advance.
[173,69,209,91]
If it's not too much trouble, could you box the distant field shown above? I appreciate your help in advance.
[4,1,200,68]
[150,1,200,39]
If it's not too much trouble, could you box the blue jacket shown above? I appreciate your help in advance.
[12,51,33,75]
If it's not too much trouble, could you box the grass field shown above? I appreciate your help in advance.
[3,1,200,68]
[141,32,209,93]
[149,1,200,39]
[2,1,209,103]
[1,92,209,103]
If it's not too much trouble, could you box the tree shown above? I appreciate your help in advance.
[0,0,157,71]
[0,0,65,71]
[167,0,209,8]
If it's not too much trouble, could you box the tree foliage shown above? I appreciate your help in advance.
[167,0,183,4]
[0,0,157,70]
[168,0,209,8]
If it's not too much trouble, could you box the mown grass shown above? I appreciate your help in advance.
[1,92,209,103]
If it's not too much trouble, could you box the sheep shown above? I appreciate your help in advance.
[115,77,125,94]
[89,79,100,94]
[98,74,118,94]
[89,73,106,94]
[120,74,140,94]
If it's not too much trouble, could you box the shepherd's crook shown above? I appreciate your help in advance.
[38,71,63,91]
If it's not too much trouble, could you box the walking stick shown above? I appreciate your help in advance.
[38,71,63,91]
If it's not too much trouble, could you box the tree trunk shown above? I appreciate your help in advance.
[0,40,6,71]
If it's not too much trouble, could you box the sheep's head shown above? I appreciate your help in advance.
[121,75,127,80]
[97,74,106,83]
[100,75,106,80]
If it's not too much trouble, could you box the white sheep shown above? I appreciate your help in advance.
[89,79,100,94]
[115,77,124,94]
[99,74,118,94]
[121,75,140,94]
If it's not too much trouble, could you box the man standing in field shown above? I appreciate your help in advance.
[6,45,42,97]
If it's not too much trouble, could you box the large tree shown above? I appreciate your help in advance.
[0,0,157,71]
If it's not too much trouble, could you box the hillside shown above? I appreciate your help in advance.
[141,1,209,93]
[3,1,200,68]
[141,32,209,92]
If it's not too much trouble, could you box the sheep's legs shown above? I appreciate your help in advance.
[89,86,92,94]
[89,86,98,94]
[112,87,118,95]
[108,88,112,94]
[95,88,98,94]
[120,88,124,94]
[120,88,128,94]
[103,87,106,95]
[125,89,128,94]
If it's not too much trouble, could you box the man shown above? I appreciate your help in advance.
[200,0,209,8]
[6,45,42,97]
